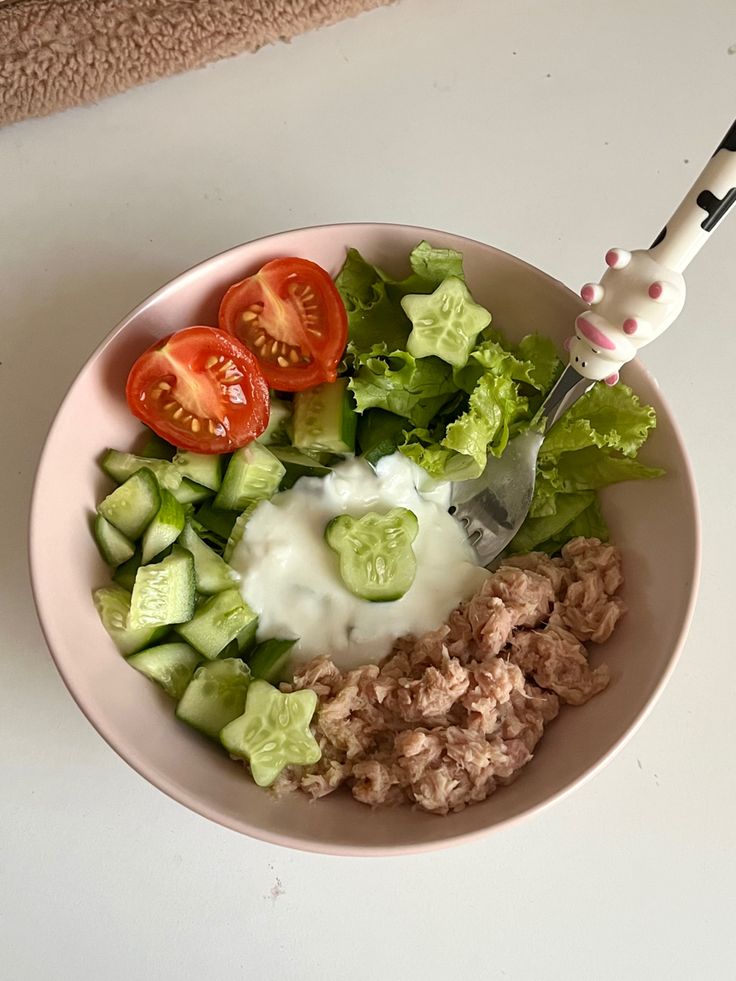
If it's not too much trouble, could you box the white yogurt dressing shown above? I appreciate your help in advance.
[230,452,489,670]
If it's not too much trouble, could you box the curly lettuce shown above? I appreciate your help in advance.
[336,241,663,557]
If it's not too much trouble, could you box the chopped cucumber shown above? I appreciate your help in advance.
[247,638,297,684]
[170,478,214,505]
[235,617,259,654]
[97,467,161,540]
[129,545,196,629]
[179,520,239,594]
[176,658,251,739]
[260,398,292,446]
[112,549,143,591]
[222,503,258,563]
[293,378,357,454]
[127,642,201,700]
[140,488,186,564]
[325,507,419,602]
[172,450,224,491]
[93,585,167,656]
[213,442,285,511]
[94,514,135,567]
[138,430,175,460]
[100,449,182,491]
[195,502,240,542]
[269,446,331,490]
[176,587,258,660]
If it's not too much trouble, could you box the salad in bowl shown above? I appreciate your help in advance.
[30,224,699,852]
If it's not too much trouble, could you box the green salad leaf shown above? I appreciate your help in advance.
[335,241,467,354]
[348,345,458,428]
[336,240,663,558]
[508,383,663,554]
[443,372,529,469]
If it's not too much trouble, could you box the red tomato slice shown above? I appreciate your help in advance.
[125,326,270,454]
[218,257,347,391]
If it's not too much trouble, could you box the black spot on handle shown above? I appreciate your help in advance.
[696,187,736,231]
[651,226,667,248]
[714,120,736,155]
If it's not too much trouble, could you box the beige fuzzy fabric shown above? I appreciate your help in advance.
[0,0,395,127]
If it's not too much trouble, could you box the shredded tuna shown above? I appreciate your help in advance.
[277,537,625,814]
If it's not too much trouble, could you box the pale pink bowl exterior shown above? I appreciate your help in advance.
[29,224,700,855]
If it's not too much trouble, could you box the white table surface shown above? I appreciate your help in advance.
[2,1,735,977]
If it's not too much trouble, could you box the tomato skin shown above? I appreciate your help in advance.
[218,257,347,392]
[125,326,270,454]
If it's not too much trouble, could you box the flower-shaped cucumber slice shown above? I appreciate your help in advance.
[220,680,321,787]
[401,276,492,368]
[324,507,419,602]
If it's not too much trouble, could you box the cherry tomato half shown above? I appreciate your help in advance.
[218,257,348,391]
[125,326,270,454]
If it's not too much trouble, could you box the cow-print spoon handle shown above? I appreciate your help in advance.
[650,119,736,272]
[566,119,736,383]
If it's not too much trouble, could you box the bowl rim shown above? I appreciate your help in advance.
[28,221,702,855]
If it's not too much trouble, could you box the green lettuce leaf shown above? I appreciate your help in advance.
[348,346,458,428]
[400,428,483,480]
[508,495,609,555]
[442,372,528,469]
[406,240,465,284]
[454,334,562,396]
[541,383,657,459]
[335,242,466,354]
[510,381,662,554]
[541,445,664,493]
[335,249,413,353]
[356,410,410,466]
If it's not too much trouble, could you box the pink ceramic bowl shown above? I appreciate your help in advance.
[30,224,700,855]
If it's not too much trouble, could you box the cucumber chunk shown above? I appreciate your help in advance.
[222,503,258,563]
[325,507,419,602]
[129,545,196,629]
[194,502,240,542]
[138,431,176,460]
[269,446,331,490]
[172,450,224,491]
[127,642,201,699]
[94,514,135,567]
[97,467,161,540]
[140,488,186,564]
[176,587,257,660]
[93,585,167,656]
[247,638,297,684]
[260,398,292,446]
[179,520,239,594]
[112,549,143,591]
[293,379,357,454]
[100,450,182,491]
[170,478,214,505]
[176,658,251,739]
[235,616,259,654]
[214,442,285,511]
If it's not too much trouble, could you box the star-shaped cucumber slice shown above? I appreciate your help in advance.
[220,679,321,787]
[401,276,492,367]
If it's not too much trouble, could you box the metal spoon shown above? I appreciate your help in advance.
[451,119,736,566]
